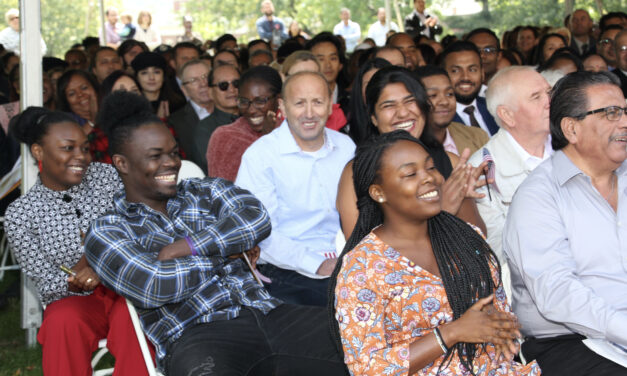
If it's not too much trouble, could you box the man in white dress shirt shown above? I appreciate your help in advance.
[332,8,361,53]
[236,71,355,307]
[0,8,47,55]
[468,66,552,300]
[367,8,399,47]
[504,71,627,375]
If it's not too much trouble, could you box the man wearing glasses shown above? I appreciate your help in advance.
[192,64,240,172]
[169,59,213,170]
[465,28,500,92]
[597,25,623,70]
[504,71,627,375]
[236,71,355,307]
[0,8,46,55]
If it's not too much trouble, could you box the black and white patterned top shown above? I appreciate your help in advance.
[5,162,123,306]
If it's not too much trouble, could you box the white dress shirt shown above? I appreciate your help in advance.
[236,121,355,279]
[189,99,211,121]
[468,129,552,299]
[0,27,46,55]
[455,99,490,136]
[504,150,627,351]
[367,21,399,47]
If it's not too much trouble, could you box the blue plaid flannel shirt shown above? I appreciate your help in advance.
[85,178,280,362]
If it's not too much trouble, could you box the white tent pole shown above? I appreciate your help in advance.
[19,0,43,348]
[100,0,107,45]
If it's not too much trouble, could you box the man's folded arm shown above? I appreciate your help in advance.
[86,218,221,309]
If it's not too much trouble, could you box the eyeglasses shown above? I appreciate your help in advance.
[479,47,499,55]
[618,45,627,54]
[210,79,239,91]
[9,16,18,21]
[598,38,614,46]
[182,73,208,87]
[577,106,627,121]
[237,95,275,110]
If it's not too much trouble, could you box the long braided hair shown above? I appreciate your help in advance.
[327,130,501,375]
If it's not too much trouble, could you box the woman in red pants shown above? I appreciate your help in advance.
[5,106,153,375]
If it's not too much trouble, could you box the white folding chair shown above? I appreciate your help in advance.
[0,217,20,281]
[91,299,160,376]
[92,339,114,376]
[125,299,162,376]
[178,160,206,182]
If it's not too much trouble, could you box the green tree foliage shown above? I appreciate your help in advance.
[434,0,626,37]
[182,0,627,42]
[0,0,623,56]
[0,0,121,57]
[185,0,389,42]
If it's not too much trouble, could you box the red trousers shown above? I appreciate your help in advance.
[38,285,155,376]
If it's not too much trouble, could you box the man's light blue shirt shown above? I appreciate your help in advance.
[504,149,627,347]
[236,121,355,279]
[333,20,361,52]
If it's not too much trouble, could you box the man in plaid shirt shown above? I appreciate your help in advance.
[85,91,345,375]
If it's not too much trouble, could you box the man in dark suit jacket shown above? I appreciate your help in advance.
[167,42,201,100]
[440,41,499,136]
[569,9,596,57]
[404,0,441,39]
[612,29,627,98]
[168,59,213,169]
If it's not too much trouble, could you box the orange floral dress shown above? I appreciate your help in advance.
[334,231,541,376]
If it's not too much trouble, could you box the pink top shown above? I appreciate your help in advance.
[206,117,263,182]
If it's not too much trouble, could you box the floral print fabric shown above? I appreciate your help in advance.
[335,231,541,376]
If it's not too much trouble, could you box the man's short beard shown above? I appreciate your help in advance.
[455,90,479,105]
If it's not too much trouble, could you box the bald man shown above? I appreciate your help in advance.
[236,71,355,307]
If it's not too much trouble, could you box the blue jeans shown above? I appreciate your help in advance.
[164,305,347,376]
[258,264,329,307]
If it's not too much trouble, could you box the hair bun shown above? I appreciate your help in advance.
[97,91,154,136]
[8,106,51,145]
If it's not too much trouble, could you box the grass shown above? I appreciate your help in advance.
[0,270,115,375]
[0,270,42,376]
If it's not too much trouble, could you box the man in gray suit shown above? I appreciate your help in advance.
[168,59,213,169]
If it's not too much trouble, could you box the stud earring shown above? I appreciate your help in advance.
[378,198,384,203]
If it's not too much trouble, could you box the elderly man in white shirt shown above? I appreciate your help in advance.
[0,8,47,55]
[504,71,627,375]
[468,66,552,300]
[236,71,355,307]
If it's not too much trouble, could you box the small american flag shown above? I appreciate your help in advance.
[482,148,500,198]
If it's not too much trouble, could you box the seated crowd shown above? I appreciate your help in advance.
[2,2,627,375]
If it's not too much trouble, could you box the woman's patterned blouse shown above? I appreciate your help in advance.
[5,163,122,306]
[335,231,541,376]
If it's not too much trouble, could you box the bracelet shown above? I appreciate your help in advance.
[434,327,448,353]
[184,236,197,256]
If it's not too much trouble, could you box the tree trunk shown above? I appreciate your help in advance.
[594,0,604,15]
[565,0,574,17]
[392,0,403,32]
[480,0,490,17]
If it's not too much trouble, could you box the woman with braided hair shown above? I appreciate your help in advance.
[329,130,541,375]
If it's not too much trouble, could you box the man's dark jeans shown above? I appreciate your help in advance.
[165,304,347,376]
[522,334,627,376]
[258,264,329,307]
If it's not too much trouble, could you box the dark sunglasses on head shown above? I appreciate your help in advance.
[211,79,239,91]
